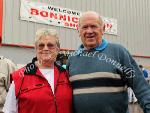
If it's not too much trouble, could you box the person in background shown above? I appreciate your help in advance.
[67,11,150,113]
[0,38,16,113]
[56,53,68,69]
[3,28,72,113]
[61,54,68,69]
[139,65,149,78]
[128,87,137,104]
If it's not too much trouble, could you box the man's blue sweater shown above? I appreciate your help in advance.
[67,39,150,113]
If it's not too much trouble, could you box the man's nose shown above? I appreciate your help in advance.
[86,27,93,33]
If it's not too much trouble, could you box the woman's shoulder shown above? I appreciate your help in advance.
[11,67,25,80]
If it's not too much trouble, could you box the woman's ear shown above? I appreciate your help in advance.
[57,46,60,53]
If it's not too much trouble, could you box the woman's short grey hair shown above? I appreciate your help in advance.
[35,28,60,48]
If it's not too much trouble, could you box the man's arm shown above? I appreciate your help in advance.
[119,46,150,113]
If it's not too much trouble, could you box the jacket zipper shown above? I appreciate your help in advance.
[54,95,58,113]
[53,71,61,113]
[37,73,58,113]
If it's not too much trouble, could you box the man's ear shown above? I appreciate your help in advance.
[103,24,105,31]
[101,24,105,35]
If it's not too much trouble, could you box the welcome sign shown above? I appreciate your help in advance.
[20,0,117,35]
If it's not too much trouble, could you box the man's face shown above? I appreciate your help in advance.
[79,14,104,50]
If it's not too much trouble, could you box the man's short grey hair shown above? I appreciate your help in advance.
[78,11,104,27]
[35,28,60,48]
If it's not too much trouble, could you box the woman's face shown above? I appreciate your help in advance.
[35,35,59,64]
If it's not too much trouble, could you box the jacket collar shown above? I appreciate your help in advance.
[24,60,37,75]
[24,57,65,75]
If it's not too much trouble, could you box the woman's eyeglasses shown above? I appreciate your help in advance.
[37,43,56,50]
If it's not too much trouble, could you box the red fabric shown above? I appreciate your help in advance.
[12,66,72,113]
[0,0,3,43]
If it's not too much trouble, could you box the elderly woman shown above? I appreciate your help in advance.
[3,28,72,113]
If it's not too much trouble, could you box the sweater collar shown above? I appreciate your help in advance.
[77,38,108,54]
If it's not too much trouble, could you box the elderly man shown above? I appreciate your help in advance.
[0,38,16,113]
[67,11,150,113]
